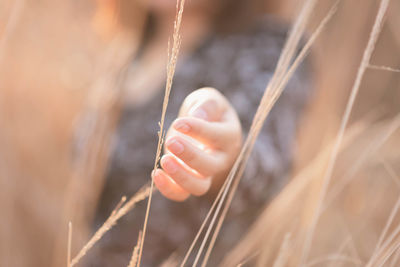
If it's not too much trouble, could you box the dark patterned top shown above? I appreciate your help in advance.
[88,16,311,267]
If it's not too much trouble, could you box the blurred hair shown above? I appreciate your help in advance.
[117,0,266,45]
[213,0,265,33]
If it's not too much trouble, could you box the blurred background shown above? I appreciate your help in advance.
[0,0,399,266]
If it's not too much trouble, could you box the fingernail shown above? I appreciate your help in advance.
[174,120,191,133]
[153,171,165,187]
[162,157,178,174]
[166,139,184,154]
[190,108,208,120]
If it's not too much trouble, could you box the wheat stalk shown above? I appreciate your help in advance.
[0,0,25,63]
[136,0,186,266]
[368,64,400,73]
[70,185,151,266]
[199,4,340,267]
[179,1,344,266]
[220,120,370,266]
[127,231,142,267]
[300,0,391,264]
[67,222,72,267]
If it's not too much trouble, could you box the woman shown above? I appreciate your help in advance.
[87,0,311,266]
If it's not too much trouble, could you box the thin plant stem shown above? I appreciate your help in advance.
[368,64,400,73]
[300,0,391,264]
[199,3,339,266]
[136,0,186,266]
[67,222,72,267]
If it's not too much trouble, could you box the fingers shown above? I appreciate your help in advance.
[172,117,240,149]
[179,88,228,122]
[165,136,226,177]
[160,154,212,196]
[153,169,190,201]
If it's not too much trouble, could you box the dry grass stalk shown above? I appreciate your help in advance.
[322,115,400,212]
[127,231,142,267]
[368,64,400,73]
[366,202,400,264]
[181,0,320,264]
[220,120,369,266]
[300,0,391,264]
[137,0,186,266]
[200,4,340,267]
[53,36,135,266]
[272,233,292,267]
[190,2,341,267]
[0,0,25,63]
[382,161,400,188]
[304,254,362,267]
[67,222,72,267]
[70,185,151,266]
[372,162,400,257]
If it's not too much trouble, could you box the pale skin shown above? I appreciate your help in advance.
[153,88,243,201]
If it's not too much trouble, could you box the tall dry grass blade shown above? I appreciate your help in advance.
[382,160,400,188]
[300,0,391,264]
[329,234,357,267]
[368,64,400,73]
[57,38,136,267]
[198,3,339,267]
[366,159,400,266]
[127,231,142,267]
[182,0,318,261]
[70,185,151,266]
[368,216,400,266]
[111,196,127,217]
[272,233,292,267]
[389,247,400,267]
[372,162,400,256]
[220,121,369,266]
[67,222,72,267]
[137,0,186,266]
[0,0,25,63]
[374,237,400,267]
[304,254,362,267]
[236,251,260,267]
[322,115,400,212]
[190,0,320,264]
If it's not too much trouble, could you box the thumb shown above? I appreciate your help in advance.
[188,98,223,122]
[180,88,228,122]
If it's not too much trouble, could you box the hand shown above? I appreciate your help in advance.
[153,88,242,201]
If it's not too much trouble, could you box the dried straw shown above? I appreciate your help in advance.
[300,0,391,264]
[67,222,72,267]
[368,64,400,73]
[70,186,151,266]
[199,4,340,267]
[0,0,25,63]
[179,0,343,266]
[137,0,186,266]
[127,231,142,267]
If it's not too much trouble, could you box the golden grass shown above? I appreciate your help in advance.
[67,222,72,267]
[127,231,142,267]
[368,64,400,73]
[70,185,151,266]
[300,0,391,264]
[181,1,339,266]
[137,0,186,266]
[1,0,400,266]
